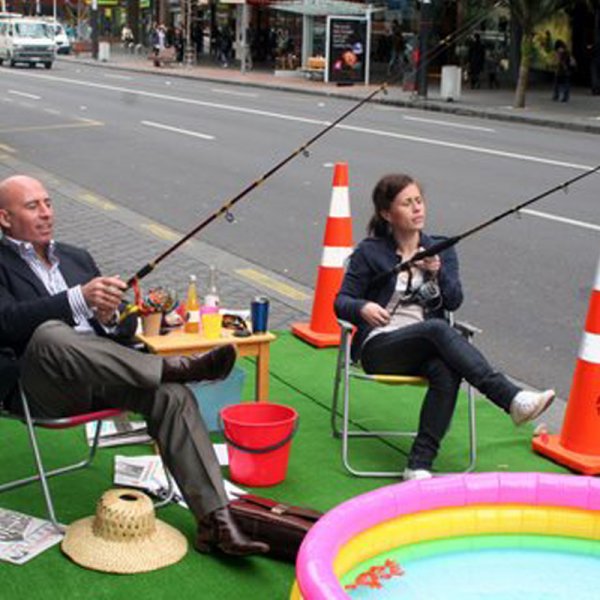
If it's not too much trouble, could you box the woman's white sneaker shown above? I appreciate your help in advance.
[402,468,433,481]
[510,389,555,426]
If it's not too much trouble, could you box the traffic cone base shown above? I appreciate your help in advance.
[534,257,600,474]
[533,434,600,475]
[291,321,340,348]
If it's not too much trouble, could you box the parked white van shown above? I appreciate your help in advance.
[0,16,55,68]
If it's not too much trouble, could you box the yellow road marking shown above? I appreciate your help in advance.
[79,193,117,211]
[0,121,103,133]
[0,143,16,153]
[236,268,309,300]
[141,223,180,241]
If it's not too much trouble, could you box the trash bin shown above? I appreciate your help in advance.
[98,41,110,62]
[441,65,461,101]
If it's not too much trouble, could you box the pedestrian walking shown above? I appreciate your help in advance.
[467,33,485,89]
[174,27,184,63]
[552,39,574,102]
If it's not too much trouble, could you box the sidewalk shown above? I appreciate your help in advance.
[60,49,600,134]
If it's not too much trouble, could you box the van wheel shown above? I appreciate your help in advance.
[0,58,3,66]
[44,62,52,69]
[9,60,15,68]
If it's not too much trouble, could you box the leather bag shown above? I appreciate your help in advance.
[229,494,322,562]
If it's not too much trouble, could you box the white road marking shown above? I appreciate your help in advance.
[9,90,41,100]
[211,88,258,98]
[4,71,593,171]
[43,108,61,115]
[402,115,495,132]
[339,123,592,170]
[141,120,215,140]
[104,73,133,80]
[521,209,600,233]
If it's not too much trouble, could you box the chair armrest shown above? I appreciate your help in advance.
[453,320,482,339]
[336,319,354,332]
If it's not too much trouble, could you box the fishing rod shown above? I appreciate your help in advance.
[382,163,600,281]
[125,0,505,289]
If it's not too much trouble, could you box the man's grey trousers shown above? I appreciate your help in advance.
[21,320,228,522]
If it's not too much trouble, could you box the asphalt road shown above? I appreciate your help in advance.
[1,61,599,403]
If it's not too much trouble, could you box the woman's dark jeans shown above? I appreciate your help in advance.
[361,318,519,470]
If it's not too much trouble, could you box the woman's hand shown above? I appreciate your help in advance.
[414,247,441,275]
[360,302,391,327]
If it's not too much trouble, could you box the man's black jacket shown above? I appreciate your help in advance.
[0,238,100,407]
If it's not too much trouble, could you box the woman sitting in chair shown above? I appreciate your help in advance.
[334,173,555,481]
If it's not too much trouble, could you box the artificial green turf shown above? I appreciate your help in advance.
[0,332,568,599]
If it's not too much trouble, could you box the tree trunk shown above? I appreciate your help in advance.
[513,32,533,108]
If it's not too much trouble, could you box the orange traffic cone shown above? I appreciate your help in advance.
[291,163,353,348]
[533,257,600,474]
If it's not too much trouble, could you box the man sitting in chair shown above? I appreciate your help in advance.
[335,173,555,481]
[0,174,268,557]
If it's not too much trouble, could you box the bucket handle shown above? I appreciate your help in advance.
[219,415,299,454]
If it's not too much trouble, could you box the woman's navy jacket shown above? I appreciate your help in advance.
[334,232,463,361]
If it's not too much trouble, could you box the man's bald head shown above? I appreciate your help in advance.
[0,175,54,253]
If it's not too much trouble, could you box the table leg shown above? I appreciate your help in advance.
[255,342,270,402]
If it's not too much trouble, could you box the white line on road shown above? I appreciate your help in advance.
[339,123,591,170]
[43,108,61,115]
[521,209,600,233]
[141,120,215,140]
[210,88,258,98]
[103,73,133,80]
[6,71,593,172]
[9,90,41,100]
[402,115,496,132]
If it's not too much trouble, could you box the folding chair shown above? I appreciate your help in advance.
[331,318,478,477]
[0,381,174,532]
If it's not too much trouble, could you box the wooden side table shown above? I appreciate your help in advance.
[137,329,276,402]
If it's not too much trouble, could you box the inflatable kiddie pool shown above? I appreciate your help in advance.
[291,473,600,599]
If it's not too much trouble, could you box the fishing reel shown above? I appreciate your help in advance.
[409,277,442,311]
[391,269,442,313]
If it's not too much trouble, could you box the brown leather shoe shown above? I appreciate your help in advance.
[195,507,270,556]
[161,344,237,383]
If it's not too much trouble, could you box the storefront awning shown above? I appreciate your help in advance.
[269,0,372,17]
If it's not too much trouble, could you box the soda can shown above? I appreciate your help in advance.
[251,296,269,334]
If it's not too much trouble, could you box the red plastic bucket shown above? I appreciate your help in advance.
[220,403,299,487]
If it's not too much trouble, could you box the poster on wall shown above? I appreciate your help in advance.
[531,10,572,72]
[326,16,368,84]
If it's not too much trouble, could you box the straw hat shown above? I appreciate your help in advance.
[62,488,188,574]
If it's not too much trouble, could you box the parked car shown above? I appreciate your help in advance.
[0,16,55,68]
[45,20,71,54]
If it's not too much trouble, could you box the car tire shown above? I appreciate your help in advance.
[44,62,52,69]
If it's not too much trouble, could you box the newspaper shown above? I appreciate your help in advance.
[85,418,152,448]
[113,452,245,507]
[0,508,63,565]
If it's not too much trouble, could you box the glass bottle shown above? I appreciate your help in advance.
[204,265,220,308]
[184,274,200,334]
